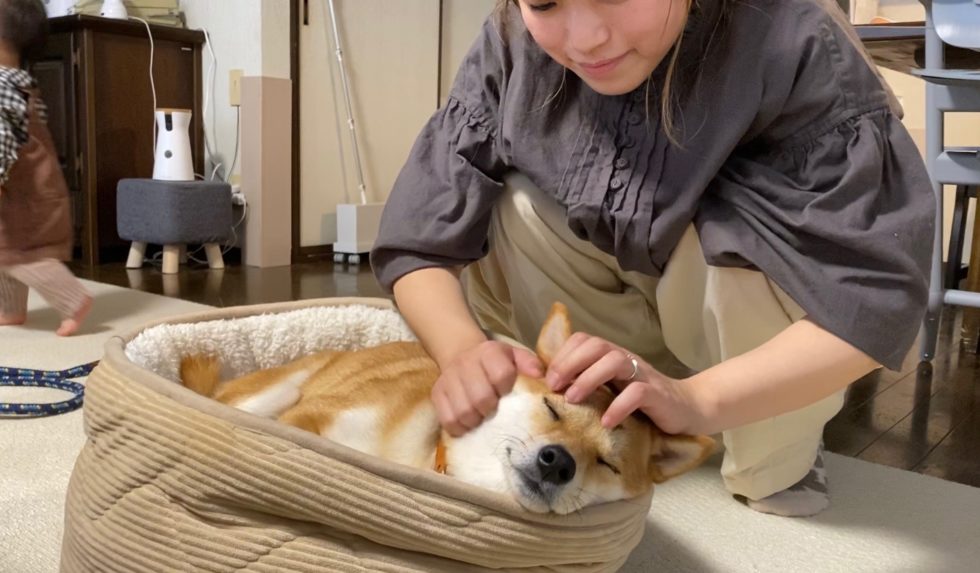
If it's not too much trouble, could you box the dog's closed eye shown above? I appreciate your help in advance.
[543,397,560,421]
[597,456,620,475]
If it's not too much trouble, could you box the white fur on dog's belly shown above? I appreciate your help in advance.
[324,408,381,455]
[234,369,311,418]
[384,403,438,469]
[323,405,438,470]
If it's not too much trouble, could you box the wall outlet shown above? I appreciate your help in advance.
[231,183,246,206]
[229,69,243,107]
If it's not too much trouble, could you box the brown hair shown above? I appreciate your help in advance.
[495,0,731,147]
[0,0,49,65]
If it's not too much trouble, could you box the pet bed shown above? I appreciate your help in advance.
[60,297,652,572]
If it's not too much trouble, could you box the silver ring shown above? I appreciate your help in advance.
[625,354,639,382]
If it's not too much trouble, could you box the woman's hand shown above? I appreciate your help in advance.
[433,340,544,436]
[546,333,711,435]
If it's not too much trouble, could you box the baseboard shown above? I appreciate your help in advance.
[294,245,334,263]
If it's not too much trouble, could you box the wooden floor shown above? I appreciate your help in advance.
[73,258,980,490]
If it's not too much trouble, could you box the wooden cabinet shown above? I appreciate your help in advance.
[32,15,204,266]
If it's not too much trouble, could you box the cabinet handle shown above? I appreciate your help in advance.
[303,0,309,25]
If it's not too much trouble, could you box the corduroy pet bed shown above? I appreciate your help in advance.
[60,298,653,572]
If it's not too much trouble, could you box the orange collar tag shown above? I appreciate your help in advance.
[434,439,448,474]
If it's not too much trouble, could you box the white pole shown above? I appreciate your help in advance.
[325,0,369,205]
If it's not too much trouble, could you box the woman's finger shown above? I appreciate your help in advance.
[481,345,519,397]
[601,382,652,428]
[465,363,501,418]
[564,349,633,403]
[513,347,544,379]
[545,332,590,390]
[432,386,466,437]
[548,334,616,391]
[442,370,484,433]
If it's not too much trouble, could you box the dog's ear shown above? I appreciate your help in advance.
[535,302,571,366]
[648,431,715,484]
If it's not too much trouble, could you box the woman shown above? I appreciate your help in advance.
[371,0,933,517]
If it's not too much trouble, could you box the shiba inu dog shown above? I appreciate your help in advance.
[180,303,714,514]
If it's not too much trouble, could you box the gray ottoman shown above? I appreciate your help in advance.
[117,179,233,274]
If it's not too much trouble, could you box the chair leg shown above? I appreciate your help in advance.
[162,244,181,274]
[125,241,147,269]
[204,243,225,270]
[919,308,941,362]
[162,273,180,298]
[945,185,969,289]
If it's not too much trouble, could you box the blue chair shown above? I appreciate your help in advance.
[915,0,980,360]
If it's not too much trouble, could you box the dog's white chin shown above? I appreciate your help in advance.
[454,462,560,514]
[444,390,549,508]
[512,487,553,513]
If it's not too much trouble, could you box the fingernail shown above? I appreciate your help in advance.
[565,388,581,403]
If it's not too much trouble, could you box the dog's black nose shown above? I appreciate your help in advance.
[537,445,576,486]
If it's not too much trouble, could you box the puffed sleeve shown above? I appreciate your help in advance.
[696,6,934,371]
[371,18,510,292]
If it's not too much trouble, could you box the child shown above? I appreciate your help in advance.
[0,0,91,336]
[371,0,934,517]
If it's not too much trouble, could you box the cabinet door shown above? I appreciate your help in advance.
[33,33,81,245]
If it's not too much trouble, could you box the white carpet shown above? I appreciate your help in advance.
[626,451,980,572]
[2,281,979,573]
[0,280,211,573]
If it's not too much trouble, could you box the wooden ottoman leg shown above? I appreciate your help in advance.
[204,243,225,270]
[126,241,147,269]
[162,244,181,274]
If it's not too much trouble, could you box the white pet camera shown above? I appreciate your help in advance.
[152,109,195,182]
[100,0,128,20]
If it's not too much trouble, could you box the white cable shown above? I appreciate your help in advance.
[130,17,156,157]
[222,197,248,256]
[225,106,241,182]
[201,28,218,163]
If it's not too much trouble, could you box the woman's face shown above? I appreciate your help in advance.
[517,0,689,95]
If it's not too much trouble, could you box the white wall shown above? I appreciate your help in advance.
[179,0,290,182]
[440,0,497,104]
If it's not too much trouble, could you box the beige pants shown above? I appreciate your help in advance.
[463,172,845,500]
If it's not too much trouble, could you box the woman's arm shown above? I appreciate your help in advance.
[675,319,879,435]
[393,267,543,436]
[550,318,878,436]
[392,267,487,368]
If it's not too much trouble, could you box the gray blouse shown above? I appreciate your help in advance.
[371,0,935,370]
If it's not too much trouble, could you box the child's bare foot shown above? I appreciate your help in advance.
[56,295,92,337]
[0,314,26,326]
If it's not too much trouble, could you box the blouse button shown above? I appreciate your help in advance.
[627,112,642,125]
[615,157,629,170]
[610,177,624,190]
[619,136,636,149]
